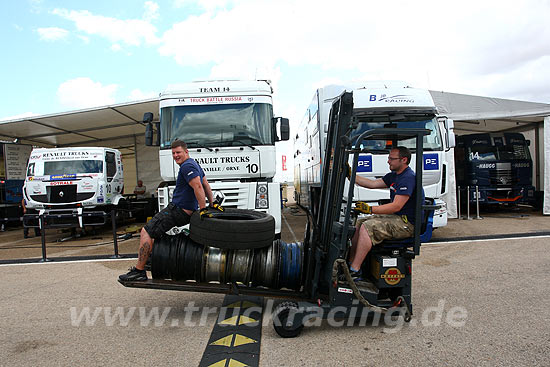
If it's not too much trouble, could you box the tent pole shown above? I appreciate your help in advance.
[544,116,550,215]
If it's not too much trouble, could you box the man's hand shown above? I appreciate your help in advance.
[354,201,372,214]
[211,203,224,212]
[199,208,212,219]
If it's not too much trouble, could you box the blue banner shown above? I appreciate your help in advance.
[357,155,372,172]
[423,153,439,170]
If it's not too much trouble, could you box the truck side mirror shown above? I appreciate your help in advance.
[143,112,159,146]
[445,119,456,149]
[280,118,290,141]
[273,117,290,141]
[143,112,153,124]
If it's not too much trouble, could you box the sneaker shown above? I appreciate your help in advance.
[119,267,147,281]
[339,268,363,282]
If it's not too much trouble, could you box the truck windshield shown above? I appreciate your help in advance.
[160,103,274,149]
[43,160,103,175]
[351,118,442,152]
[468,144,530,161]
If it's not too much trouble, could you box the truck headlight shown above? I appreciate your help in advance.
[256,183,268,209]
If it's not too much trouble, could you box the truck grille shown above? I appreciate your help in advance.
[489,163,517,187]
[160,183,252,210]
[49,185,77,203]
[30,185,94,204]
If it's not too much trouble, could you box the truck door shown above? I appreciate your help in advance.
[106,152,116,183]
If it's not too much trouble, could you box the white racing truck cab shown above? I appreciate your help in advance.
[143,80,289,235]
[23,147,124,228]
[294,81,456,228]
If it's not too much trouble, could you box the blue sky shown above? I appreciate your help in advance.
[2,0,550,129]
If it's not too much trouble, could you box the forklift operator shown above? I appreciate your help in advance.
[346,146,424,281]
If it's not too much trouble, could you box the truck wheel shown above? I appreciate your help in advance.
[189,208,275,249]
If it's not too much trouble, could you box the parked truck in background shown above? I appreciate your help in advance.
[23,147,156,228]
[454,132,536,206]
[143,80,289,235]
[294,81,456,228]
[0,143,33,228]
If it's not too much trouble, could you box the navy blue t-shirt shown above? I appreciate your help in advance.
[382,166,424,224]
[171,158,205,211]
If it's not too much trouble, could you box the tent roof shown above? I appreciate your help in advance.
[0,98,159,154]
[430,91,550,134]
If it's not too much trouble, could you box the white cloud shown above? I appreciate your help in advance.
[160,1,442,81]
[52,8,160,46]
[143,1,160,21]
[57,77,118,109]
[172,0,188,7]
[37,27,69,41]
[466,55,550,103]
[46,0,550,108]
[173,0,232,12]
[111,44,122,52]
[158,0,550,102]
[78,35,90,44]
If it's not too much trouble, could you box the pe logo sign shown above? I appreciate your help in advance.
[423,154,439,170]
[357,156,372,172]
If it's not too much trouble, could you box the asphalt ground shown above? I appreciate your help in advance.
[1,205,549,366]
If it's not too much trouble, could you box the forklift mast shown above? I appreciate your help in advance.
[307,91,430,299]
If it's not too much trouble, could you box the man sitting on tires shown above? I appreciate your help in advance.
[120,139,222,281]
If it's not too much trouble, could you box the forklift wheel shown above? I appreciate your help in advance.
[273,302,304,338]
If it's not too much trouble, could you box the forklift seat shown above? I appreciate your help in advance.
[376,199,437,249]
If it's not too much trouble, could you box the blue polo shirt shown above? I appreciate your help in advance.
[171,158,205,211]
[382,166,424,224]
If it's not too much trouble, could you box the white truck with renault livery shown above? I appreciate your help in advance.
[23,147,125,228]
[294,81,456,228]
[142,79,290,235]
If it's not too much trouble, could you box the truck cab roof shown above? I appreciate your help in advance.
[160,80,273,99]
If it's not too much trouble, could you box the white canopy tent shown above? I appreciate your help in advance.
[430,91,550,216]
[0,98,161,196]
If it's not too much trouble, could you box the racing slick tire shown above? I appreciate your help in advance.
[189,208,275,249]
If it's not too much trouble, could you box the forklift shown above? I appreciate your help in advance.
[119,90,437,337]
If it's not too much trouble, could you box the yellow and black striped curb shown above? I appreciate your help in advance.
[199,295,264,367]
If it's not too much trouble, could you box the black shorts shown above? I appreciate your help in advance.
[143,203,192,239]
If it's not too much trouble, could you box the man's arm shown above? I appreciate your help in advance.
[188,176,207,210]
[372,194,409,215]
[355,175,387,189]
[201,176,214,205]
[134,186,146,195]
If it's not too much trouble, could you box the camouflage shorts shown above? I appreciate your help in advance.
[143,203,191,240]
[356,214,414,246]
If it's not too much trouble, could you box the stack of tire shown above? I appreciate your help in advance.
[151,208,303,290]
